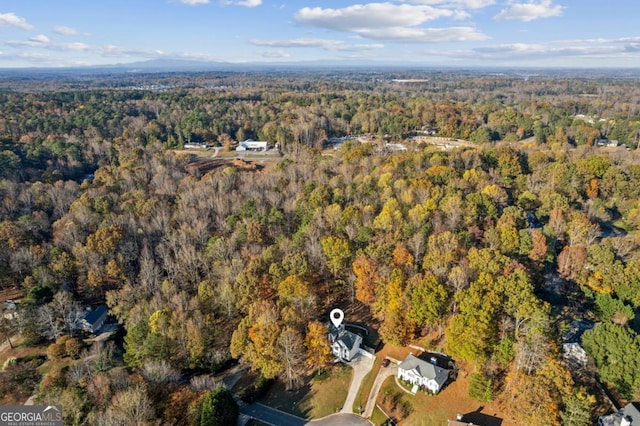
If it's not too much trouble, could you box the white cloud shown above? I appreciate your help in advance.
[222,0,262,7]
[6,35,51,48]
[260,50,291,58]
[359,26,487,42]
[237,0,262,6]
[5,36,166,58]
[494,0,564,22]
[250,38,384,51]
[53,25,79,35]
[179,0,210,4]
[473,43,621,60]
[0,12,34,30]
[30,34,50,44]
[411,36,640,65]
[294,3,487,43]
[296,3,469,32]
[404,0,495,9]
[60,42,91,51]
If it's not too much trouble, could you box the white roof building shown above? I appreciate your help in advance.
[236,139,268,151]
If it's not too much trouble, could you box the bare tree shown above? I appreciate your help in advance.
[100,385,155,426]
[277,327,305,391]
[38,291,84,339]
[141,360,181,385]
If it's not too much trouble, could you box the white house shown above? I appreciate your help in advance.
[328,324,363,362]
[236,139,268,151]
[599,403,640,426]
[184,142,210,149]
[596,139,619,147]
[397,354,450,394]
[80,305,108,334]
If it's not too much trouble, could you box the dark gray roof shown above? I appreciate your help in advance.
[83,305,107,326]
[599,403,640,426]
[398,354,449,385]
[335,329,360,351]
[564,319,595,343]
[623,403,640,423]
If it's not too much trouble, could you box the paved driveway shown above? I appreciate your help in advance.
[340,354,375,414]
[309,413,373,425]
[363,363,398,418]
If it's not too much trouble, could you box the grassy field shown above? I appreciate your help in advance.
[370,405,390,426]
[0,342,46,369]
[374,374,512,426]
[259,364,352,420]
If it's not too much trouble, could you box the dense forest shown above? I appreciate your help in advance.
[1,70,640,425]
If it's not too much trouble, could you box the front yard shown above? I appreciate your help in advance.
[376,373,513,426]
[255,364,353,420]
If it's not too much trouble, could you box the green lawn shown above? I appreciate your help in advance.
[259,364,353,420]
[376,374,509,426]
[353,369,374,413]
[370,405,389,426]
[353,344,414,413]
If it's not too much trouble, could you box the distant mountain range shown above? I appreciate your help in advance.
[1,58,639,78]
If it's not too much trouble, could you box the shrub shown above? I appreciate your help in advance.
[200,387,238,426]
[2,357,17,371]
[65,337,84,359]
[190,375,219,392]
[468,372,493,401]
[379,390,412,421]
[141,359,181,384]
[239,375,273,403]
[47,342,66,360]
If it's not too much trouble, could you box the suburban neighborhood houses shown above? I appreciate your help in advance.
[397,353,452,394]
[599,403,640,426]
[328,323,364,362]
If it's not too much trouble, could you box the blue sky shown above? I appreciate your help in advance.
[1,0,639,68]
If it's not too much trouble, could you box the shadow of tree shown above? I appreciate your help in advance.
[461,406,503,426]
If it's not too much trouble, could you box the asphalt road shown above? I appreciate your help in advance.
[309,413,373,425]
[240,403,373,426]
[240,403,306,426]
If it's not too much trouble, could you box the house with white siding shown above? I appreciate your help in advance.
[236,139,268,151]
[397,353,451,394]
[328,324,363,362]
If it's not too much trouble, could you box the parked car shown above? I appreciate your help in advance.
[381,358,390,367]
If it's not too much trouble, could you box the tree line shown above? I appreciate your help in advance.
[1,71,640,424]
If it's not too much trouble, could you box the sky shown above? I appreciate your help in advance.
[1,0,640,68]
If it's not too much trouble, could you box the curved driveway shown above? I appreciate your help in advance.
[239,353,375,426]
[363,363,397,418]
[341,354,375,413]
